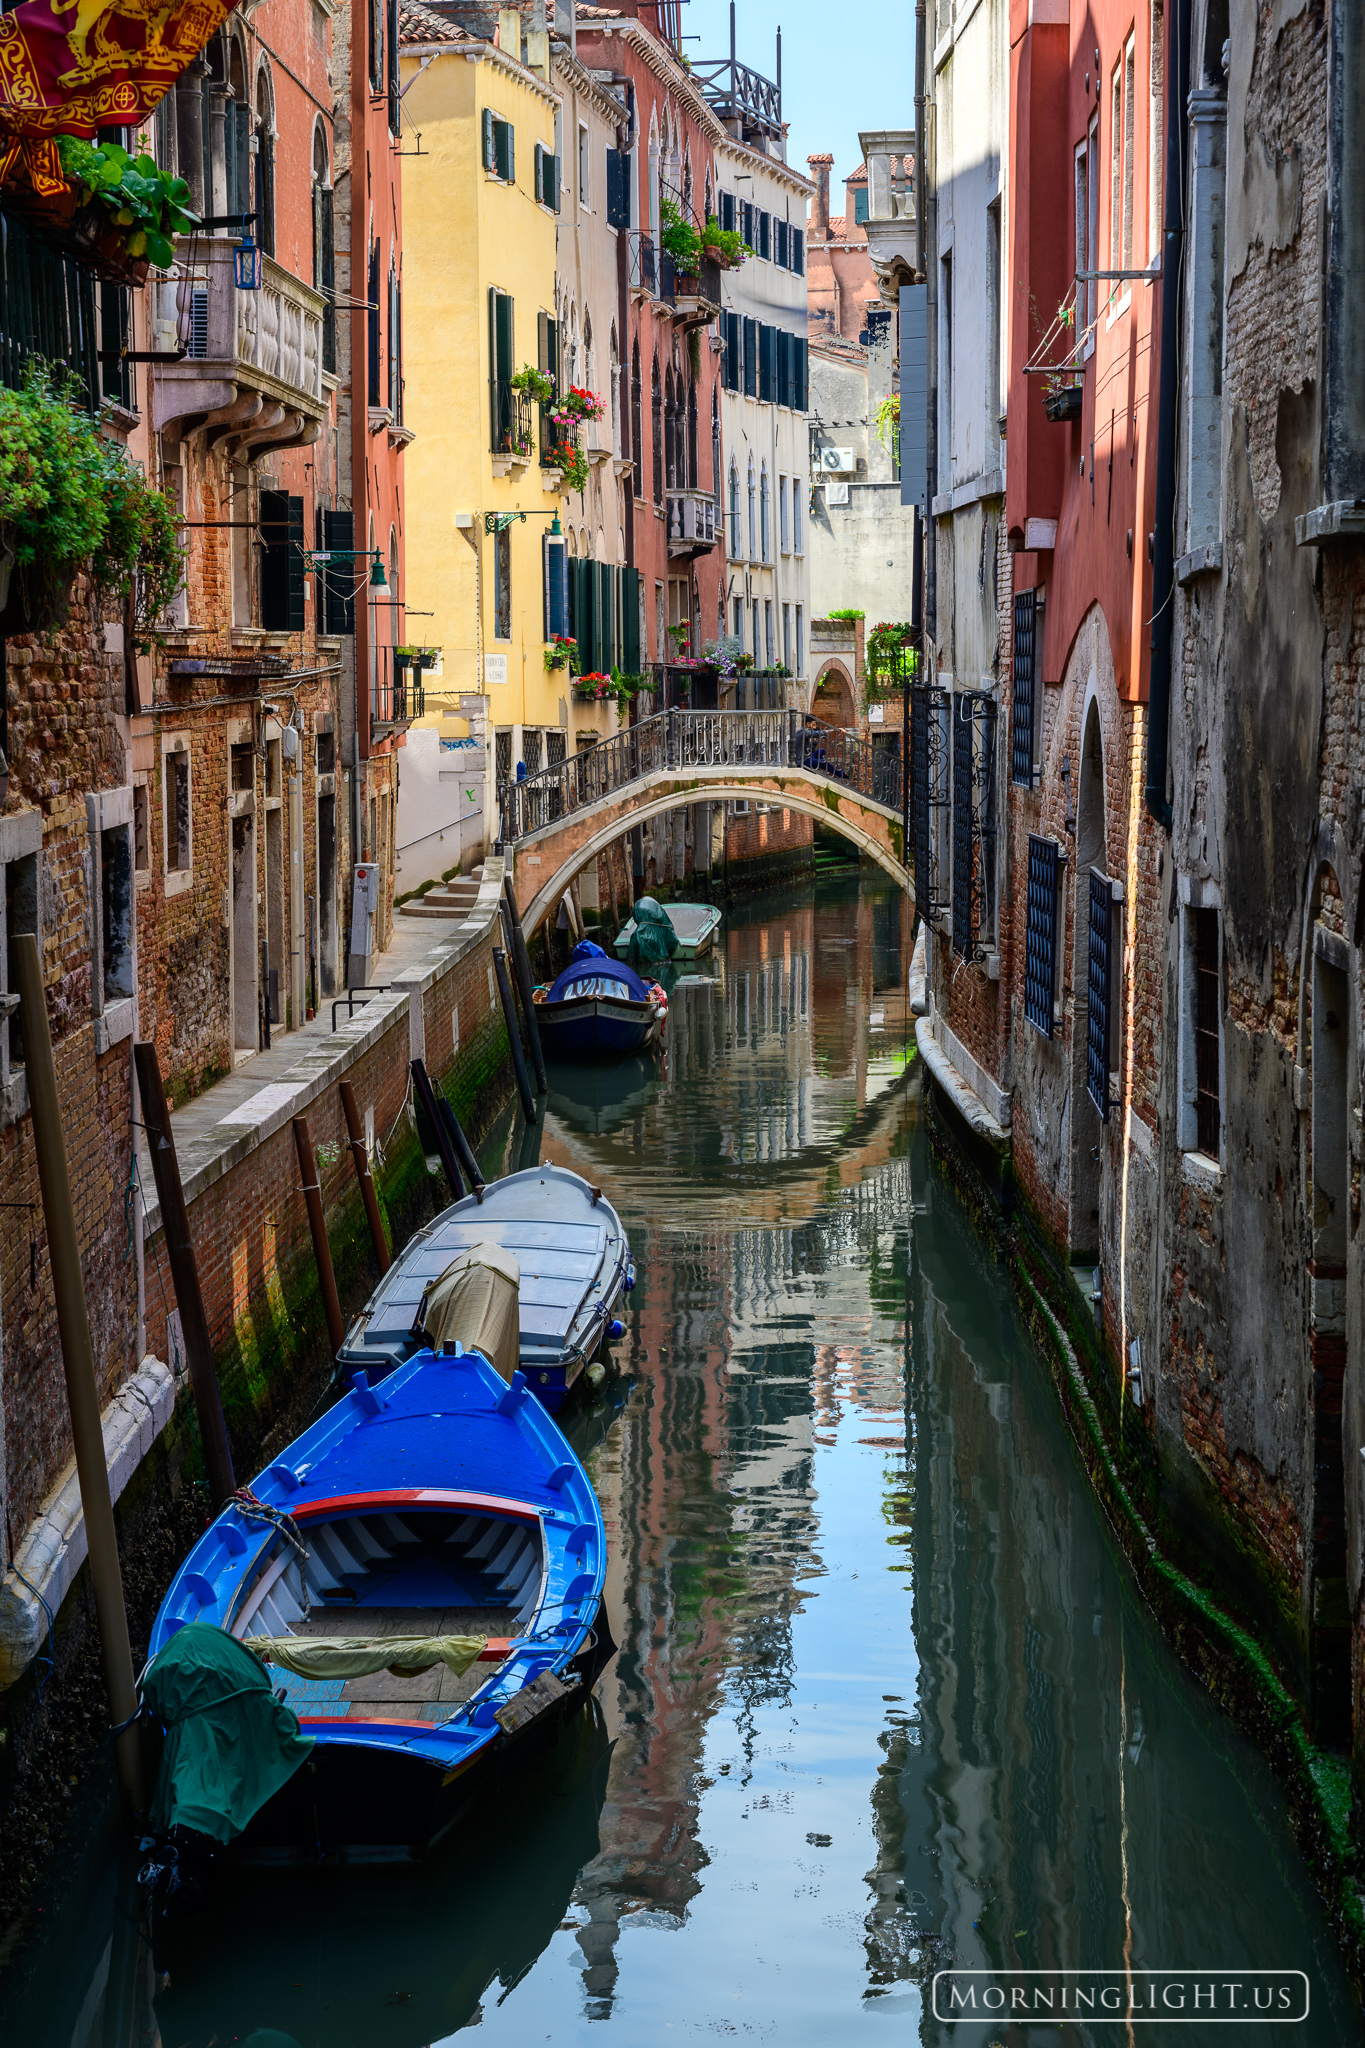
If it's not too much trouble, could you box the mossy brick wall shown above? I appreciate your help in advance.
[140,916,513,1474]
[0,580,142,1542]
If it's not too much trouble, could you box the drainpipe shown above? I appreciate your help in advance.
[917,0,936,645]
[1145,0,1191,831]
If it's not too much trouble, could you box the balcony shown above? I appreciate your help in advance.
[491,380,535,476]
[671,257,723,329]
[628,231,658,299]
[857,130,919,306]
[372,648,424,734]
[667,489,719,558]
[152,239,327,454]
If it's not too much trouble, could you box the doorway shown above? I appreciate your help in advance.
[1068,700,1107,1258]
[231,814,257,1050]
[318,792,337,998]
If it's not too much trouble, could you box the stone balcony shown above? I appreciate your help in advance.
[152,238,329,456]
[857,129,919,305]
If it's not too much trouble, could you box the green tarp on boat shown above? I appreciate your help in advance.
[143,1623,315,1844]
[624,896,678,969]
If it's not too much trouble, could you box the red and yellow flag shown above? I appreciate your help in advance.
[0,0,235,193]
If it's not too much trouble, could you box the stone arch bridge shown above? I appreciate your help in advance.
[500,710,908,933]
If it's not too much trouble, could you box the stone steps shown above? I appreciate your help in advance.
[400,867,484,919]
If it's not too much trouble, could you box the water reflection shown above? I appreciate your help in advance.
[1,874,1357,2046]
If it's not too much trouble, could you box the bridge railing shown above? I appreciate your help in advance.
[498,710,902,843]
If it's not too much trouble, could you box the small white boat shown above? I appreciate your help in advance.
[614,901,722,960]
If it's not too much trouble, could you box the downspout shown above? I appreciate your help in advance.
[916,0,935,646]
[1144,0,1191,831]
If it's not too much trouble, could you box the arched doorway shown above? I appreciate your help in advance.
[811,660,855,728]
[1306,861,1352,1740]
[1068,695,1111,1258]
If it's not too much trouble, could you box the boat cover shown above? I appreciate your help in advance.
[549,944,650,1004]
[246,1634,487,1680]
[143,1623,314,1844]
[414,1241,520,1383]
[624,897,679,968]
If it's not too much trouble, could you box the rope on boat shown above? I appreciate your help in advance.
[232,1487,311,1567]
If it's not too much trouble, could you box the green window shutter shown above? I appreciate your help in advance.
[287,494,305,631]
[534,142,543,204]
[483,107,495,171]
[488,285,499,446]
[581,560,597,672]
[547,315,558,389]
[552,153,561,213]
[621,565,640,671]
[537,307,549,373]
[322,507,355,634]
[598,560,615,670]
[496,289,513,380]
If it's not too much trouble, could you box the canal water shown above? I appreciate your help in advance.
[1,869,1358,2045]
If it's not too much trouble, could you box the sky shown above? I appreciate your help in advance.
[681,0,916,196]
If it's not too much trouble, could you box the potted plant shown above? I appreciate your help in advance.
[660,197,701,283]
[1043,372,1083,422]
[544,633,579,672]
[53,135,199,278]
[510,364,554,405]
[0,365,185,635]
[700,217,744,270]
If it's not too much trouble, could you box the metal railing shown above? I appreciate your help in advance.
[499,709,902,841]
[371,648,424,731]
[491,378,535,459]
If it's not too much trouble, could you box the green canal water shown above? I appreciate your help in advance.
[0,871,1357,2044]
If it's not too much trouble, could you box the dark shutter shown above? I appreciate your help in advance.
[741,200,753,248]
[775,219,788,268]
[597,559,615,670]
[1011,588,1037,785]
[494,117,513,183]
[776,330,791,408]
[545,533,568,639]
[606,148,630,229]
[387,0,400,134]
[260,489,289,629]
[719,190,735,232]
[911,685,931,917]
[795,337,808,411]
[482,107,496,171]
[320,184,335,372]
[742,316,757,397]
[759,324,776,402]
[287,494,305,630]
[578,559,598,672]
[724,309,740,392]
[757,209,771,259]
[258,127,275,255]
[367,239,380,406]
[790,227,804,274]
[1086,870,1112,1119]
[322,507,355,634]
[535,142,544,204]
[621,565,640,670]
[951,698,974,959]
[1024,835,1059,1038]
[551,153,561,211]
[369,0,382,91]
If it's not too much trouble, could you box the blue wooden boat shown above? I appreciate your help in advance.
[146,1320,613,1867]
[338,1162,632,1411]
[534,943,663,1061]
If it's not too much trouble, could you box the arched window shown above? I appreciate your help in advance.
[760,464,770,561]
[651,353,663,506]
[583,311,594,396]
[312,126,334,371]
[255,67,276,254]
[711,386,721,506]
[630,339,642,498]
[609,324,620,457]
[747,455,757,559]
[686,378,697,488]
[664,365,676,490]
[728,461,740,555]
[388,259,402,423]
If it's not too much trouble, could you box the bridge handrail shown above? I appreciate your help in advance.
[497,709,902,843]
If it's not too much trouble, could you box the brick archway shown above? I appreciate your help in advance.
[811,659,856,728]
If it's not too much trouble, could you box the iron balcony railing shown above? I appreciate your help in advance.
[499,708,901,842]
[491,378,535,460]
[371,647,424,732]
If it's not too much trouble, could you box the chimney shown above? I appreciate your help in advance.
[807,153,832,242]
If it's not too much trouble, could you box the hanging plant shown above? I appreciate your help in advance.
[55,134,199,270]
[555,441,589,494]
[700,218,744,269]
[865,620,918,689]
[874,392,900,461]
[544,633,579,672]
[509,363,555,403]
[549,386,606,427]
[660,197,701,275]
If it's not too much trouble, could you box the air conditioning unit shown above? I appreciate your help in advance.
[820,446,856,473]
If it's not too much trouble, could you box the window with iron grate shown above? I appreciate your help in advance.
[1086,870,1113,1119]
[1024,836,1061,1037]
[1011,590,1037,786]
[1194,905,1221,1155]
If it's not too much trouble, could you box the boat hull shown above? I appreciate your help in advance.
[537,993,660,1060]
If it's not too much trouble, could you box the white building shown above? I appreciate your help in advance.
[714,139,813,706]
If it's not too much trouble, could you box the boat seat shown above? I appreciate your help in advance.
[277,1605,521,1722]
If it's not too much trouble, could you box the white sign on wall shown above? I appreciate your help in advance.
[867,703,885,724]
[484,653,508,690]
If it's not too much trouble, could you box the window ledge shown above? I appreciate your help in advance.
[165,868,194,898]
[0,1067,28,1131]
[490,454,530,478]
[368,406,394,435]
[1176,541,1223,585]
[388,423,416,450]
[94,996,136,1056]
[1295,501,1365,547]
[1180,1148,1222,1190]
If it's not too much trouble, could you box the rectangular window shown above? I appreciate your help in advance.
[493,525,511,640]
[795,605,804,675]
[742,316,757,398]
[950,692,997,959]
[1024,835,1061,1038]
[321,506,356,634]
[535,142,560,211]
[99,821,134,1005]
[775,219,789,267]
[1011,589,1038,785]
[544,530,568,640]
[733,596,743,641]
[1123,37,1136,271]
[482,109,514,183]
[1075,137,1093,332]
[1,829,40,1083]
[758,324,776,403]
[165,744,191,873]
[1086,870,1114,1119]
[793,483,803,554]
[719,190,735,233]
[779,474,790,552]
[763,599,773,667]
[757,209,771,259]
[1194,905,1220,1154]
[578,124,590,205]
[782,603,791,670]
[655,580,665,661]
[260,491,304,631]
[1149,0,1164,263]
[606,147,630,229]
[740,200,754,249]
[752,599,760,661]
[790,226,804,275]
[488,285,514,453]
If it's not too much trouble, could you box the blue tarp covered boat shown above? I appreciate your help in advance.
[337,1162,631,1411]
[146,1299,613,1866]
[534,942,663,1061]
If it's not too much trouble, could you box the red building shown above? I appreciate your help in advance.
[573,4,725,682]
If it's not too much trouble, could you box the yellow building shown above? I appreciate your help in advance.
[399,0,569,839]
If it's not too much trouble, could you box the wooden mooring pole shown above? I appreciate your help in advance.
[16,934,145,1810]
[292,1116,345,1355]
[339,1078,391,1274]
[494,947,537,1125]
[133,1042,236,1508]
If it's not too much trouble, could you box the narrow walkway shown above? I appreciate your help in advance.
[137,863,505,1223]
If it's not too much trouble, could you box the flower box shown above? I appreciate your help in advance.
[1044,383,1083,423]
